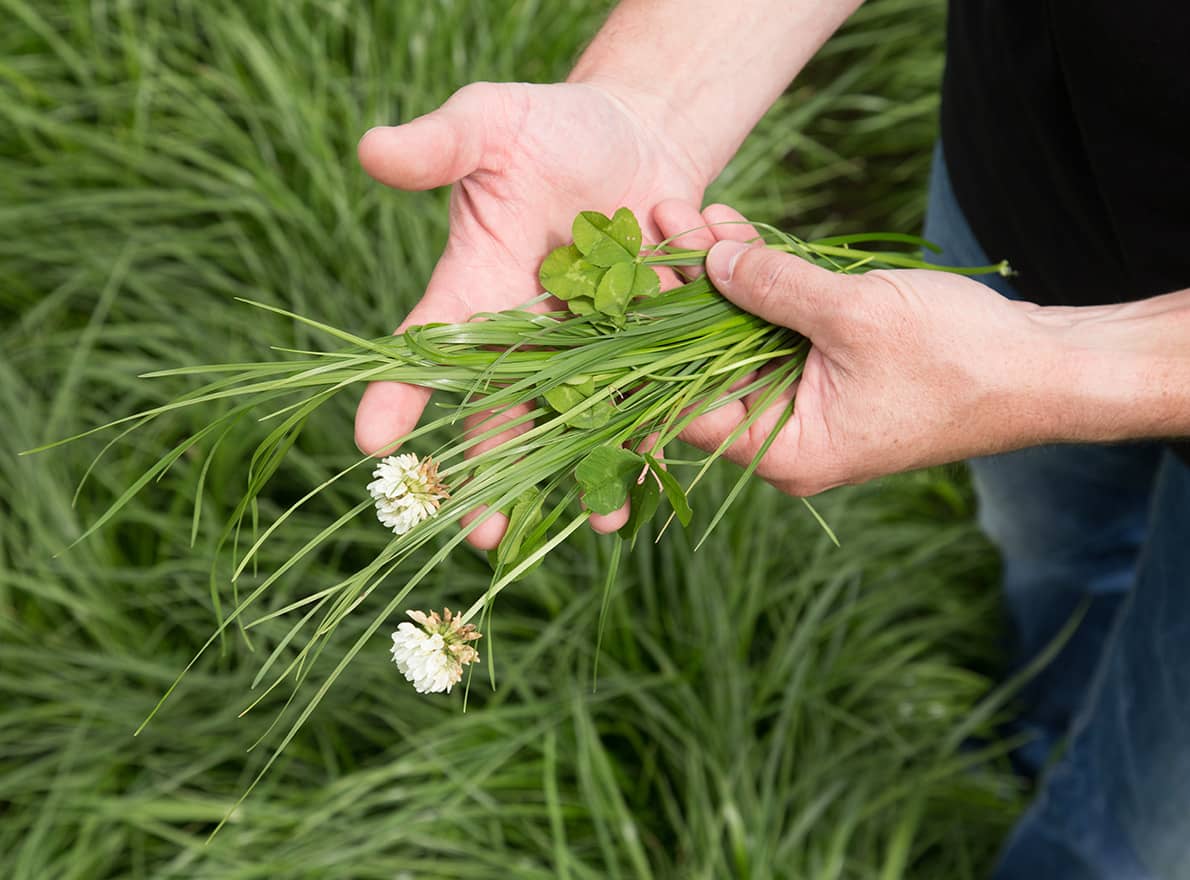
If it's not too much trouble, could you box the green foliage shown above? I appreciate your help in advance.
[646,454,693,527]
[540,245,600,302]
[573,208,642,267]
[540,208,661,323]
[488,488,549,577]
[576,447,645,515]
[543,378,616,429]
[0,0,1024,878]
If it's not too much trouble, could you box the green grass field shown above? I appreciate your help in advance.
[1,1,1026,876]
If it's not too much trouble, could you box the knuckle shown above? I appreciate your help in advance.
[747,252,795,310]
[859,269,911,316]
[452,80,495,105]
[857,269,921,341]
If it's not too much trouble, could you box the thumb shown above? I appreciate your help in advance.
[706,240,847,342]
[358,83,505,191]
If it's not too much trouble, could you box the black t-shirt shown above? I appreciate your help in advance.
[940,0,1190,462]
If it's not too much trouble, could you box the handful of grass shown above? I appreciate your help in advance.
[31,208,1004,823]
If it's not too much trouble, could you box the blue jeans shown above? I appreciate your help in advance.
[924,143,1190,880]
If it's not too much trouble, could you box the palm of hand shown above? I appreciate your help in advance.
[355,82,708,546]
[358,82,707,337]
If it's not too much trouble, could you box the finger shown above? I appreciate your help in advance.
[678,398,745,456]
[358,83,507,191]
[677,381,799,478]
[675,378,751,462]
[653,264,686,293]
[353,236,543,457]
[653,199,717,279]
[705,241,849,344]
[458,506,509,550]
[589,507,630,534]
[701,203,763,244]
[636,431,664,462]
[455,403,535,550]
[353,258,483,457]
[354,382,431,458]
[630,204,681,292]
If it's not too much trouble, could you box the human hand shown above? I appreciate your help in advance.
[355,82,710,547]
[652,201,1077,495]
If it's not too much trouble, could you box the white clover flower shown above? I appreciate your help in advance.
[390,608,481,694]
[367,453,449,536]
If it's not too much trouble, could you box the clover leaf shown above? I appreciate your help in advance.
[573,208,641,268]
[543,384,614,429]
[567,296,597,316]
[576,446,644,515]
[594,262,634,318]
[488,488,548,578]
[619,469,661,546]
[539,244,602,302]
[630,262,660,299]
[542,209,661,322]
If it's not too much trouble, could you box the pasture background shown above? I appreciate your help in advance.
[1,1,1024,877]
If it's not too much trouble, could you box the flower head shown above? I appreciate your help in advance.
[390,607,482,694]
[367,453,449,536]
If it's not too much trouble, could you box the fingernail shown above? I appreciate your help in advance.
[706,240,750,285]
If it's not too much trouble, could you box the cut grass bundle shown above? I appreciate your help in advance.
[28,207,1009,831]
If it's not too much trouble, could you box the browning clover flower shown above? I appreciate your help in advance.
[367,453,449,536]
[390,608,482,694]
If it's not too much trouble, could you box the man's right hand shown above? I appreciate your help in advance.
[354,81,711,548]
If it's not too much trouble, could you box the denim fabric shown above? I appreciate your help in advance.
[923,142,1190,879]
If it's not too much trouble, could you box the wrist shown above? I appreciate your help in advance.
[567,0,863,185]
[564,76,719,187]
[1024,293,1190,444]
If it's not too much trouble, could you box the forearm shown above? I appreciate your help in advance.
[568,0,864,184]
[1025,289,1190,443]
